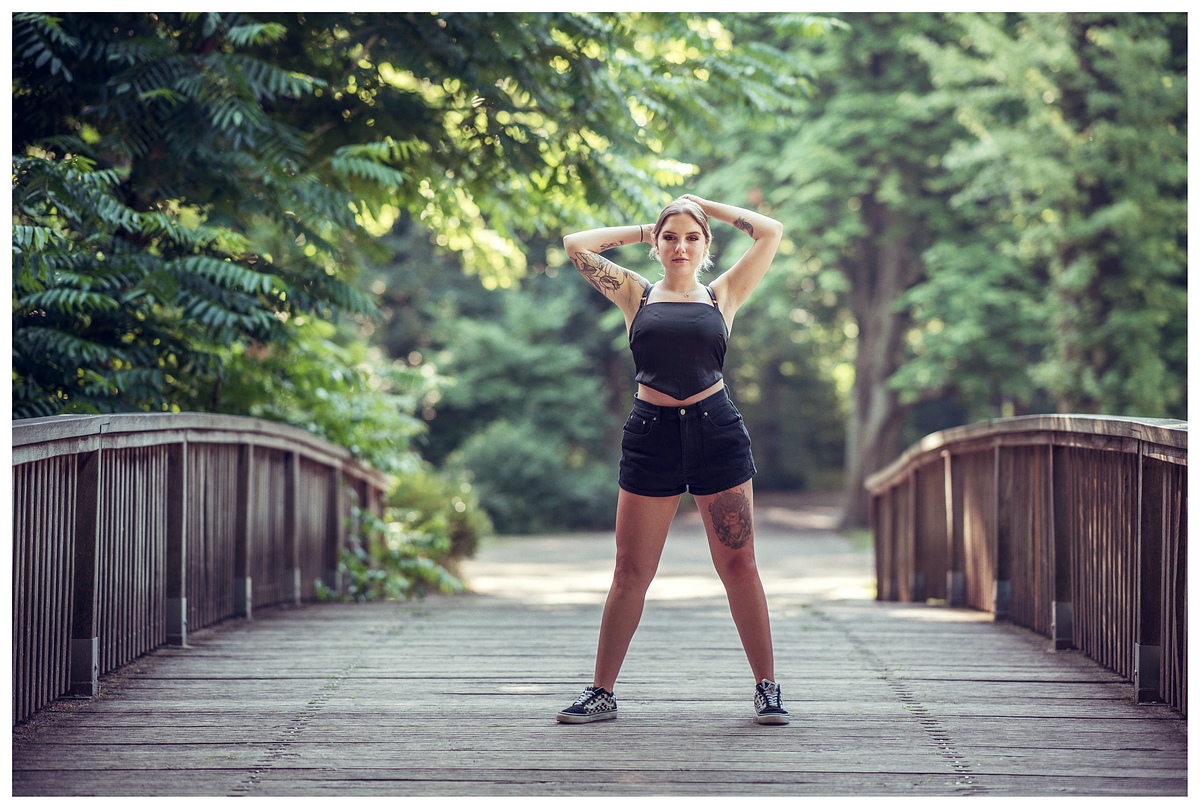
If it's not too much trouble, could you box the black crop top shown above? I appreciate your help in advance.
[628,283,728,400]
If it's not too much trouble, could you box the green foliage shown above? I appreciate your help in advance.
[318,505,466,602]
[211,316,427,476]
[679,12,1186,527]
[450,420,620,535]
[890,241,1050,416]
[436,294,610,453]
[25,11,1182,545]
[906,12,1187,418]
[433,290,620,533]
[12,9,815,441]
[12,12,377,417]
[719,267,849,490]
[244,11,814,283]
[389,466,493,560]
[360,223,630,533]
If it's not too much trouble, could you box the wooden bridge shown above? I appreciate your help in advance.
[10,414,1187,796]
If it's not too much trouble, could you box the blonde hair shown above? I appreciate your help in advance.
[650,198,714,273]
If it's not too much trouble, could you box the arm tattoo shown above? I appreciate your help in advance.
[598,241,623,252]
[733,217,755,238]
[571,250,623,295]
[709,490,753,550]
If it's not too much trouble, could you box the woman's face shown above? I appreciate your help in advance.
[656,213,709,273]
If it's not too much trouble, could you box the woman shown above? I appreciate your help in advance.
[557,194,789,725]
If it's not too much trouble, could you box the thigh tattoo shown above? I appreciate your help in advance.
[709,490,753,550]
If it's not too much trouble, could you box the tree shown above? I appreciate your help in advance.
[13,11,812,422]
[685,12,1186,527]
[905,12,1187,418]
[678,20,853,493]
[694,14,968,526]
[720,266,850,491]
[251,12,811,275]
[12,12,376,417]
[364,233,627,532]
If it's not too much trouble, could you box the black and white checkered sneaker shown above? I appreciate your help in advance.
[557,686,618,724]
[754,679,790,725]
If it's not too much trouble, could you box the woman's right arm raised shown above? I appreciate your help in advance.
[564,224,654,313]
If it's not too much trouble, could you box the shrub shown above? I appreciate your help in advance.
[318,503,469,602]
[449,419,618,535]
[388,465,493,561]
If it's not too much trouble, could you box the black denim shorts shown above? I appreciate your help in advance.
[618,388,756,498]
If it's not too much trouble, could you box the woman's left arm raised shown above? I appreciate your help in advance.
[683,194,783,316]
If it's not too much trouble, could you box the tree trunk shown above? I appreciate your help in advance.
[839,199,916,528]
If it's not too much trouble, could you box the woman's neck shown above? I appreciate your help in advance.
[658,268,701,297]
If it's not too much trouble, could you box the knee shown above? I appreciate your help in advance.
[714,551,759,585]
[611,556,657,594]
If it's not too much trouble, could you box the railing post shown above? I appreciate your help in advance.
[993,445,1011,621]
[234,444,254,618]
[876,489,898,601]
[165,442,188,646]
[907,471,925,601]
[362,477,383,519]
[285,452,302,605]
[944,451,965,607]
[1050,446,1074,651]
[870,493,883,599]
[1161,463,1186,711]
[325,467,345,596]
[69,450,101,696]
[1134,449,1163,703]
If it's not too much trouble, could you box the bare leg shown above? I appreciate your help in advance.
[592,488,680,691]
[694,481,775,683]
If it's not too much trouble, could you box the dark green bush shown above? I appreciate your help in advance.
[318,503,471,602]
[388,465,493,561]
[449,419,618,535]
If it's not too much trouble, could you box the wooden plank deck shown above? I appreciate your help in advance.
[11,493,1187,797]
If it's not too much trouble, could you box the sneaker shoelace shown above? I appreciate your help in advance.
[575,687,603,706]
[759,681,783,710]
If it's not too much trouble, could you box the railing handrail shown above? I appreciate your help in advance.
[867,414,1187,492]
[11,412,388,488]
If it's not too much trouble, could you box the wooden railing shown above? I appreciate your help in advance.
[866,415,1187,715]
[11,413,388,725]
